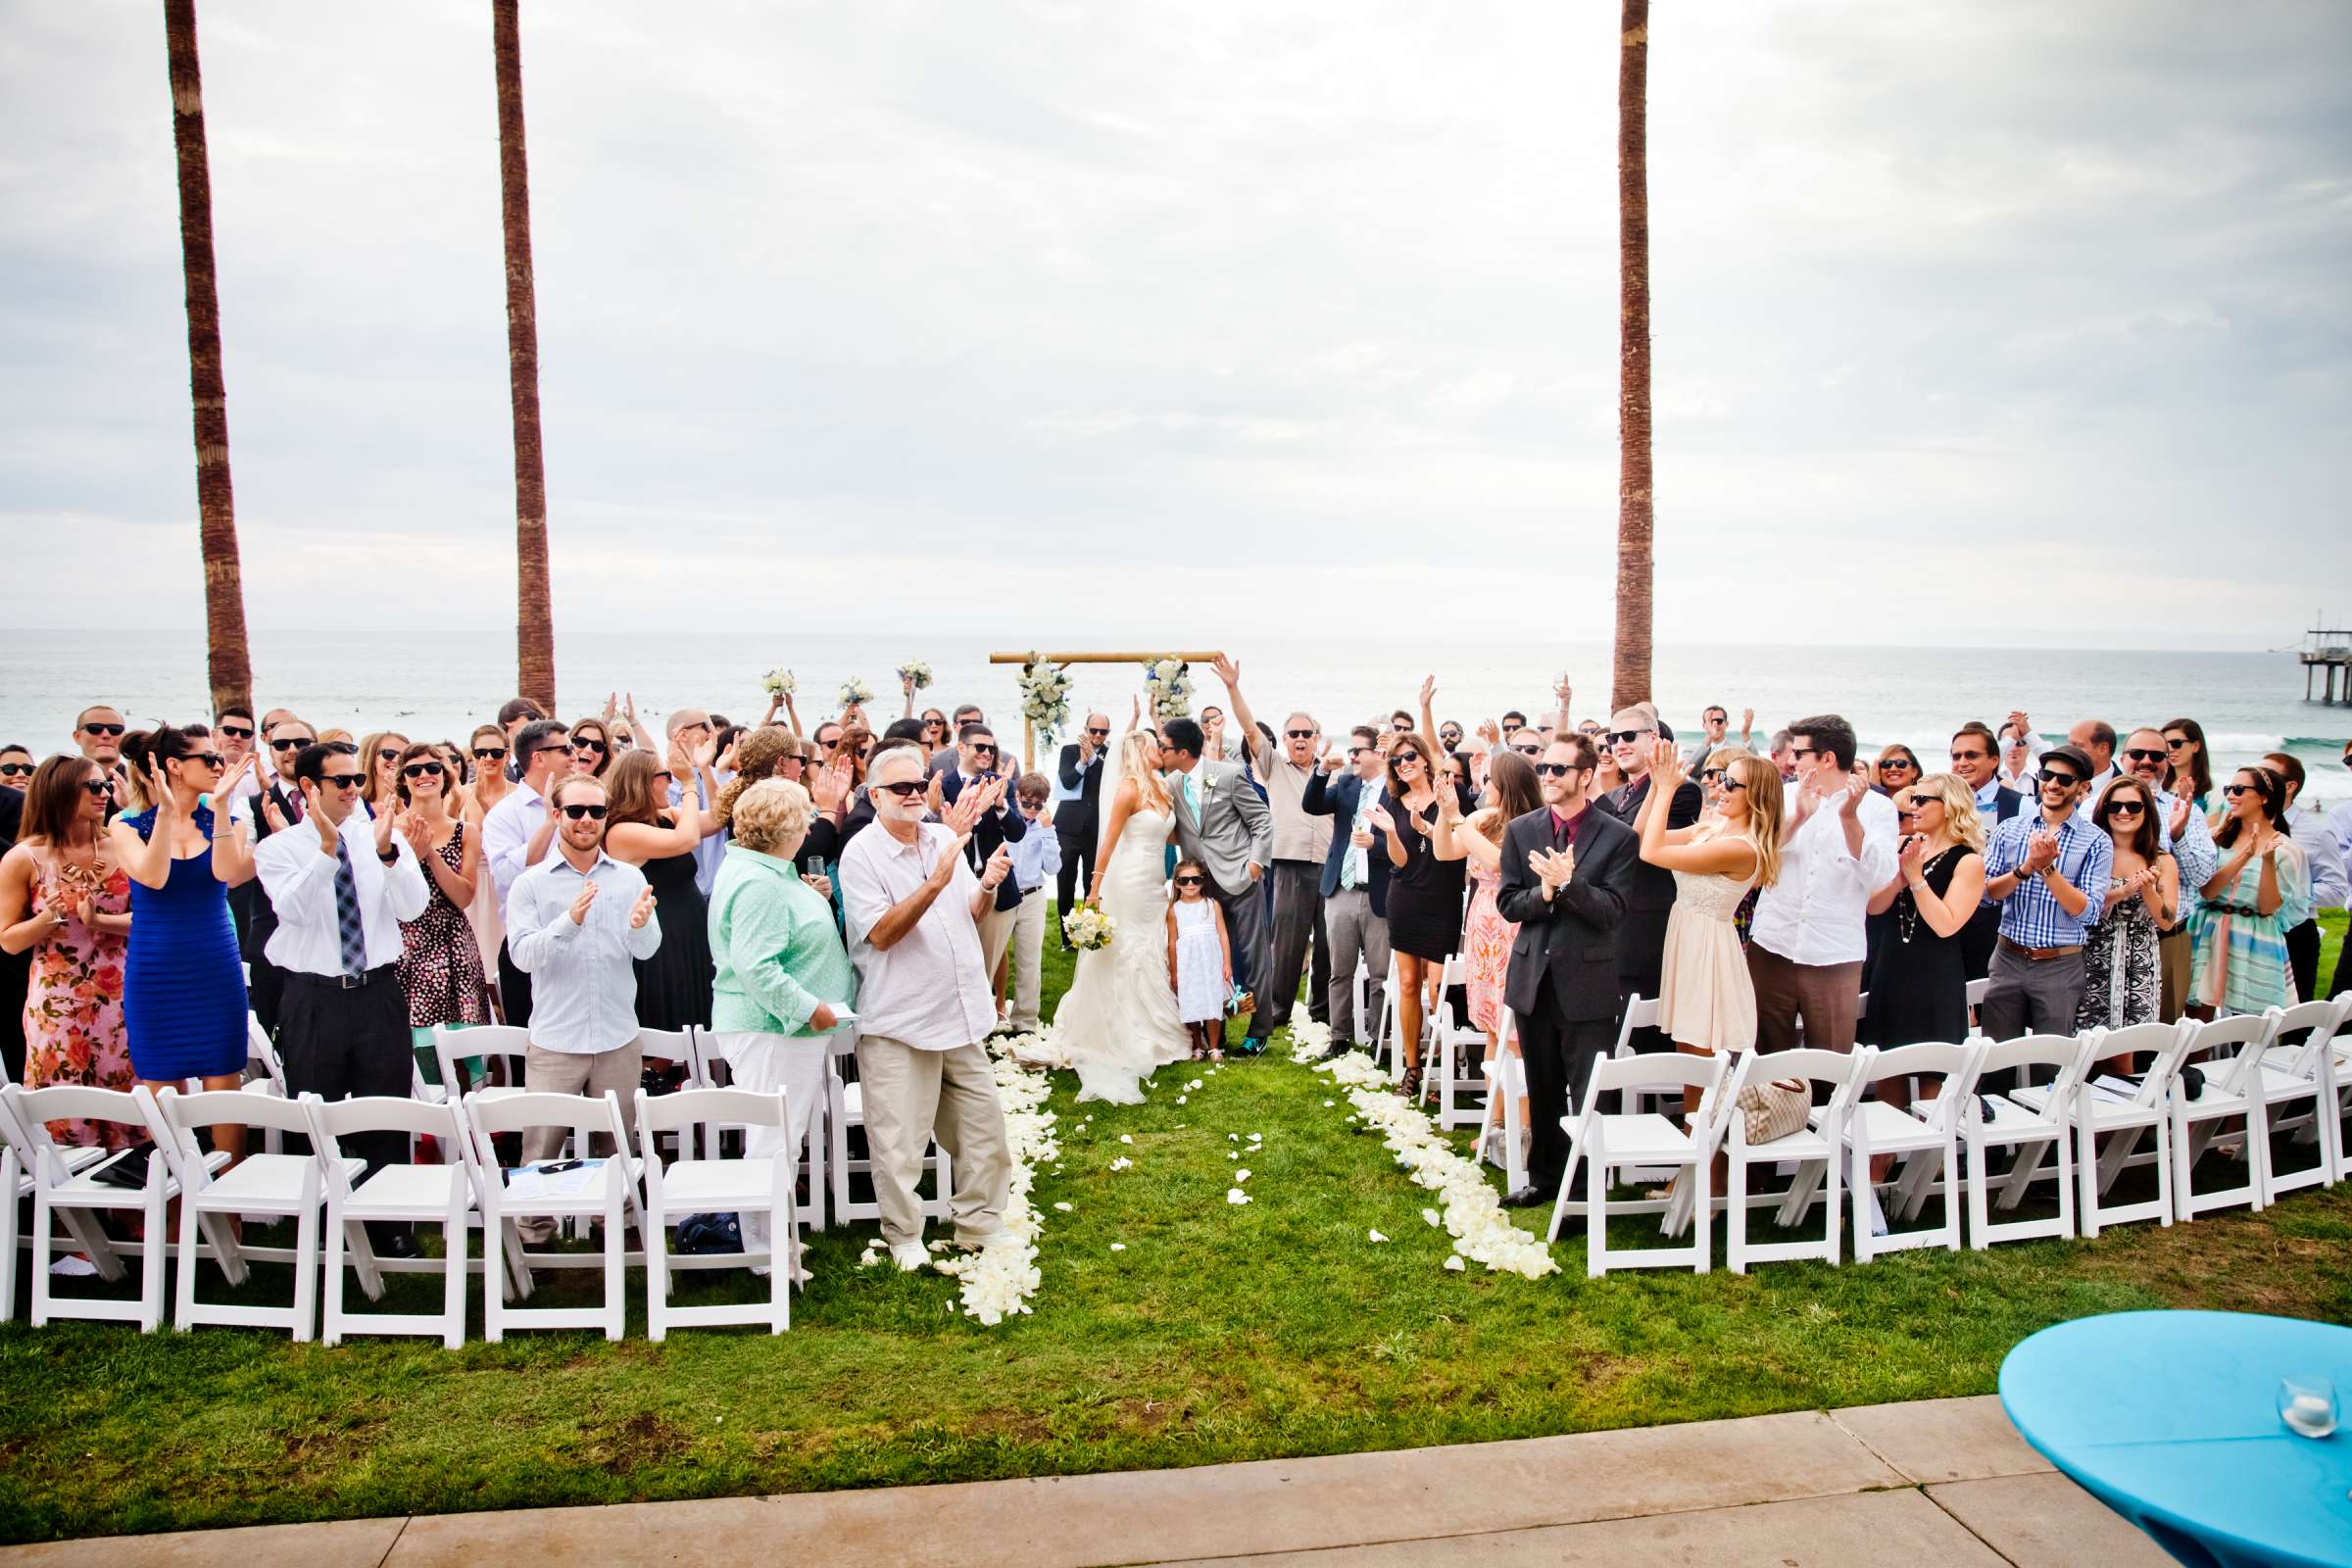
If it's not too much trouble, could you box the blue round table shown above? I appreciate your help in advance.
[2002,1309,2352,1568]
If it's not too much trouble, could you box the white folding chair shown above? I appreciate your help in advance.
[1963,1032,2097,1249]
[1609,995,1661,1060]
[1724,1048,1872,1275]
[1964,976,1991,1035]
[464,1089,644,1342]
[2255,998,2349,1200]
[635,1086,794,1339]
[2168,1011,2278,1221]
[5,1084,220,1330]
[1428,955,1490,1129]
[303,1094,480,1348]
[0,1091,109,1321]
[1545,1052,1729,1277]
[241,1014,292,1152]
[1846,1041,1986,1261]
[432,1023,531,1102]
[153,1087,354,1340]
[2047,1018,2193,1237]
[826,1054,951,1226]
[1482,1009,1528,1195]
[1349,954,1374,1047]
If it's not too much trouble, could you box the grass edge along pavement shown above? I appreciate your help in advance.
[1,911,2346,1543]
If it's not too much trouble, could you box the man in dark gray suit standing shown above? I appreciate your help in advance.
[1054,713,1109,950]
[1496,734,1636,1209]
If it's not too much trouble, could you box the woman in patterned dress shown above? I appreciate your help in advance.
[1438,751,1543,1164]
[0,756,136,1147]
[2078,775,2175,1065]
[2189,765,2309,1016]
[390,743,488,1084]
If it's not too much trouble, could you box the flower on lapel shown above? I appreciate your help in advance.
[1201,773,1218,795]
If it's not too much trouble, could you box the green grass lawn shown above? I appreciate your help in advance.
[4,911,2347,1543]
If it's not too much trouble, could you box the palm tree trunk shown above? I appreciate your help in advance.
[494,0,556,710]
[164,0,252,715]
[1610,0,1653,713]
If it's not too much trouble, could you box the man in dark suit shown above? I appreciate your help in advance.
[236,714,317,1036]
[1495,734,1636,1208]
[939,724,1028,1007]
[1054,713,1110,949]
[1947,721,2026,980]
[1302,726,1396,1054]
[1595,706,1703,1050]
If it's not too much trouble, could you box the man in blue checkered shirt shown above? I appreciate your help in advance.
[1980,743,2114,1039]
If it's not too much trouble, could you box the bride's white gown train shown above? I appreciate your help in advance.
[1040,805,1194,1103]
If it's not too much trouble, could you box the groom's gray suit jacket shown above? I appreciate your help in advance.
[1170,760,1274,897]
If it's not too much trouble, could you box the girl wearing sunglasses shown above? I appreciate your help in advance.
[0,755,136,1146]
[357,731,411,818]
[2076,776,2174,1051]
[565,716,615,781]
[390,742,489,1067]
[1371,730,1464,1102]
[600,750,722,1033]
[2188,766,2308,1018]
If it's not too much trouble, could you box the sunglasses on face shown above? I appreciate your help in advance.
[1719,778,1747,794]
[0,761,31,778]
[1896,805,1919,817]
[402,761,445,780]
[2123,748,2165,764]
[1535,762,1580,778]
[2105,801,2146,816]
[2221,783,2254,798]
[472,746,508,760]
[1347,746,1371,758]
[320,773,364,791]
[1700,767,1724,783]
[1287,728,1316,740]
[80,778,111,798]
[560,803,609,820]
[1879,758,1915,772]
[2040,772,2081,789]
[874,780,928,800]
[1174,875,1204,886]
[572,740,607,755]
[80,723,125,737]
[184,752,223,769]
[1606,730,1651,746]
[1789,747,1822,760]
[1513,744,1544,757]
[2164,737,2190,751]
[218,724,254,740]
[1393,752,1421,765]
[271,735,314,752]
[968,744,998,756]
[1950,749,1985,764]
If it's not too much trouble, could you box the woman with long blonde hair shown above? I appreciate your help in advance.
[1023,729,1192,1098]
[1862,770,1986,1050]
[1637,742,1783,1126]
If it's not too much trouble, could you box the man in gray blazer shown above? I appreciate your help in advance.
[1161,717,1275,1030]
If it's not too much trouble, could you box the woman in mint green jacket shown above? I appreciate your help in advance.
[706,779,858,1267]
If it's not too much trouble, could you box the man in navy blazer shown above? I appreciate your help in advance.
[939,724,1028,999]
[1495,734,1636,1207]
[1302,725,1394,1056]
[1948,721,2027,980]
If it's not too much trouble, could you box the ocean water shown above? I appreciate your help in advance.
[6,631,2347,802]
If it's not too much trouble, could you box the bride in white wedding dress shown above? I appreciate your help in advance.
[1032,731,1195,1103]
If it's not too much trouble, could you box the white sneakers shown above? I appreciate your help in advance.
[889,1242,931,1272]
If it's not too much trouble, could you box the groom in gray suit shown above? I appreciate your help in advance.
[1160,717,1275,1035]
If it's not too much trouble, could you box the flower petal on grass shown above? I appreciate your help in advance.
[1225,1188,1251,1205]
[1367,1229,1388,1243]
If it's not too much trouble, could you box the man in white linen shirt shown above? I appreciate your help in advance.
[480,716,569,1025]
[254,739,430,1249]
[1746,712,1898,1054]
[839,743,1017,1271]
[504,773,662,1242]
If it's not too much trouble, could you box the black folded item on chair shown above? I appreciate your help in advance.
[90,1145,155,1189]
[2180,1063,2205,1101]
[673,1212,743,1254]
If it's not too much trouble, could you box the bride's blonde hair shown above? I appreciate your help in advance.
[1120,732,1172,815]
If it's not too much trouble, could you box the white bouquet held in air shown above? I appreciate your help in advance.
[837,675,875,710]
[898,660,933,692]
[761,667,797,697]
[1142,657,1194,722]
[1017,653,1074,748]
[1063,904,1116,953]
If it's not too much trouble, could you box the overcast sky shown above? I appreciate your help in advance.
[3,0,2347,648]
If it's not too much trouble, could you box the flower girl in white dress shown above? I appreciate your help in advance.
[1166,858,1233,1063]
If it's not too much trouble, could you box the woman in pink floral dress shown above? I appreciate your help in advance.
[1436,752,1544,1165]
[0,756,136,1147]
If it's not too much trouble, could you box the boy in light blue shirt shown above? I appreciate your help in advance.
[1001,772,1063,1032]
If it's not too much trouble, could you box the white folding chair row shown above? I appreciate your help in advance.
[2006,1018,2186,1236]
[1546,1051,1731,1277]
[636,1086,794,1340]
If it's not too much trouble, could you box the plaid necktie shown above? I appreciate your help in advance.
[331,836,368,979]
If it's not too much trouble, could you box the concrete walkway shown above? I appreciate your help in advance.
[2,1396,2166,1567]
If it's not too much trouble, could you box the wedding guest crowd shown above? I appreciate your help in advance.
[10,662,2347,1254]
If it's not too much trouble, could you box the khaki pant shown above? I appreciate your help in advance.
[978,903,1017,1003]
[1007,888,1049,1033]
[518,1041,643,1241]
[854,1033,1012,1250]
[2158,925,2190,1023]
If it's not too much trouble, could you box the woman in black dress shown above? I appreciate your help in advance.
[1367,730,1465,1101]
[1863,772,1986,1050]
[600,749,719,1033]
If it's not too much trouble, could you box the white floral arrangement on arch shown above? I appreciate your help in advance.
[1017,653,1073,749]
[1063,904,1116,952]
[1143,656,1193,722]
[1292,1019,1559,1281]
[761,667,797,697]
[897,660,933,692]
[837,675,875,710]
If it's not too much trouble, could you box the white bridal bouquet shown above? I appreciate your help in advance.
[837,675,875,710]
[761,667,797,697]
[1017,653,1073,747]
[897,659,933,692]
[1143,656,1194,722]
[1063,904,1116,952]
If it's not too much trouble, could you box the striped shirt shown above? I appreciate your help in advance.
[1985,809,2113,949]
